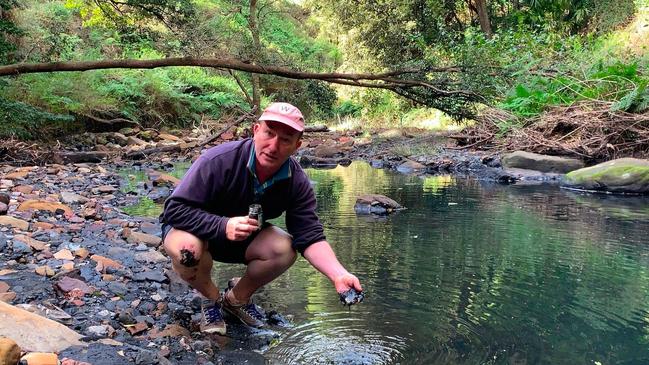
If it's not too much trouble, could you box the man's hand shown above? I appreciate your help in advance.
[333,272,363,294]
[225,216,259,241]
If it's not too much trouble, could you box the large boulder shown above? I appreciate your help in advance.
[354,194,403,215]
[0,301,84,352]
[502,151,584,173]
[562,158,649,194]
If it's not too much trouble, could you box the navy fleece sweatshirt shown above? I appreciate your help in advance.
[160,138,325,254]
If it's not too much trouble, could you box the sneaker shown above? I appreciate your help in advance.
[222,291,266,328]
[200,298,226,335]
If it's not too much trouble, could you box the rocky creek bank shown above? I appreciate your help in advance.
[0,163,286,365]
[1,126,649,364]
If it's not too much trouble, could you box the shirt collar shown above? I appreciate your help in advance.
[248,143,292,197]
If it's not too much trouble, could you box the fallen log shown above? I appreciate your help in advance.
[304,125,329,133]
[124,144,184,160]
[54,151,111,164]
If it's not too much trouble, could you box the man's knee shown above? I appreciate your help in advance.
[163,228,206,265]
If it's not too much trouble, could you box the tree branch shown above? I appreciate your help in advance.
[0,57,483,109]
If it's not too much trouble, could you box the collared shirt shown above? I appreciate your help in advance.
[247,144,292,202]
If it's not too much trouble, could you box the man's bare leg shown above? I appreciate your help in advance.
[227,226,297,304]
[163,228,220,301]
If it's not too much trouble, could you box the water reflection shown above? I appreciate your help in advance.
[263,162,649,365]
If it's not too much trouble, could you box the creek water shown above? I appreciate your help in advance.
[128,161,649,364]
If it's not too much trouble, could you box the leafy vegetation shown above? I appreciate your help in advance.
[0,0,647,139]
[0,96,76,138]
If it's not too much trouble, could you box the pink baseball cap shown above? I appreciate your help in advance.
[258,102,305,132]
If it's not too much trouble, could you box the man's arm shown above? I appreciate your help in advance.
[303,240,363,293]
[161,155,231,242]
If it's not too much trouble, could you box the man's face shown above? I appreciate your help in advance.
[253,121,302,172]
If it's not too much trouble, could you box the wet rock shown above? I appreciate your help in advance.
[60,192,89,205]
[54,249,74,261]
[122,230,161,247]
[15,303,72,325]
[266,310,291,327]
[109,132,129,146]
[13,185,34,194]
[17,200,73,216]
[134,250,166,264]
[127,136,147,146]
[0,233,6,252]
[354,194,404,215]
[133,271,166,283]
[339,288,365,306]
[11,241,31,255]
[107,282,128,296]
[117,309,136,325]
[147,187,171,203]
[35,266,56,277]
[502,151,584,173]
[397,159,426,173]
[314,145,342,158]
[56,277,93,295]
[0,216,29,230]
[148,324,190,339]
[86,325,110,337]
[562,158,649,194]
[0,337,21,365]
[0,193,9,205]
[0,301,84,352]
[14,235,47,251]
[150,172,180,187]
[56,151,110,164]
[134,349,158,365]
[90,255,123,270]
[4,171,29,180]
[158,133,181,142]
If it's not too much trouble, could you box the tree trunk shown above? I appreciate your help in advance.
[472,0,493,38]
[249,0,261,116]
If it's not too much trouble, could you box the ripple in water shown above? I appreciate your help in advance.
[265,312,409,365]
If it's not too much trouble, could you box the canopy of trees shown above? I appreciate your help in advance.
[0,0,646,139]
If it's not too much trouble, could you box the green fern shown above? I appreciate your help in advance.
[612,82,649,113]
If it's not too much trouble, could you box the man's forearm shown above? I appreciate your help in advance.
[303,240,349,282]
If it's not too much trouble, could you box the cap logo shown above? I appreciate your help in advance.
[279,104,292,114]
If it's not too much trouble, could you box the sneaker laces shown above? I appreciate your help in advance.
[242,301,265,321]
[204,302,224,324]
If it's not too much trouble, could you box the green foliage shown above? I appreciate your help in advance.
[612,81,649,113]
[0,0,22,64]
[333,100,362,118]
[304,80,337,119]
[501,61,646,117]
[0,97,76,139]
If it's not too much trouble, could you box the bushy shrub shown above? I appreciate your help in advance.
[0,97,76,139]
[334,100,362,118]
